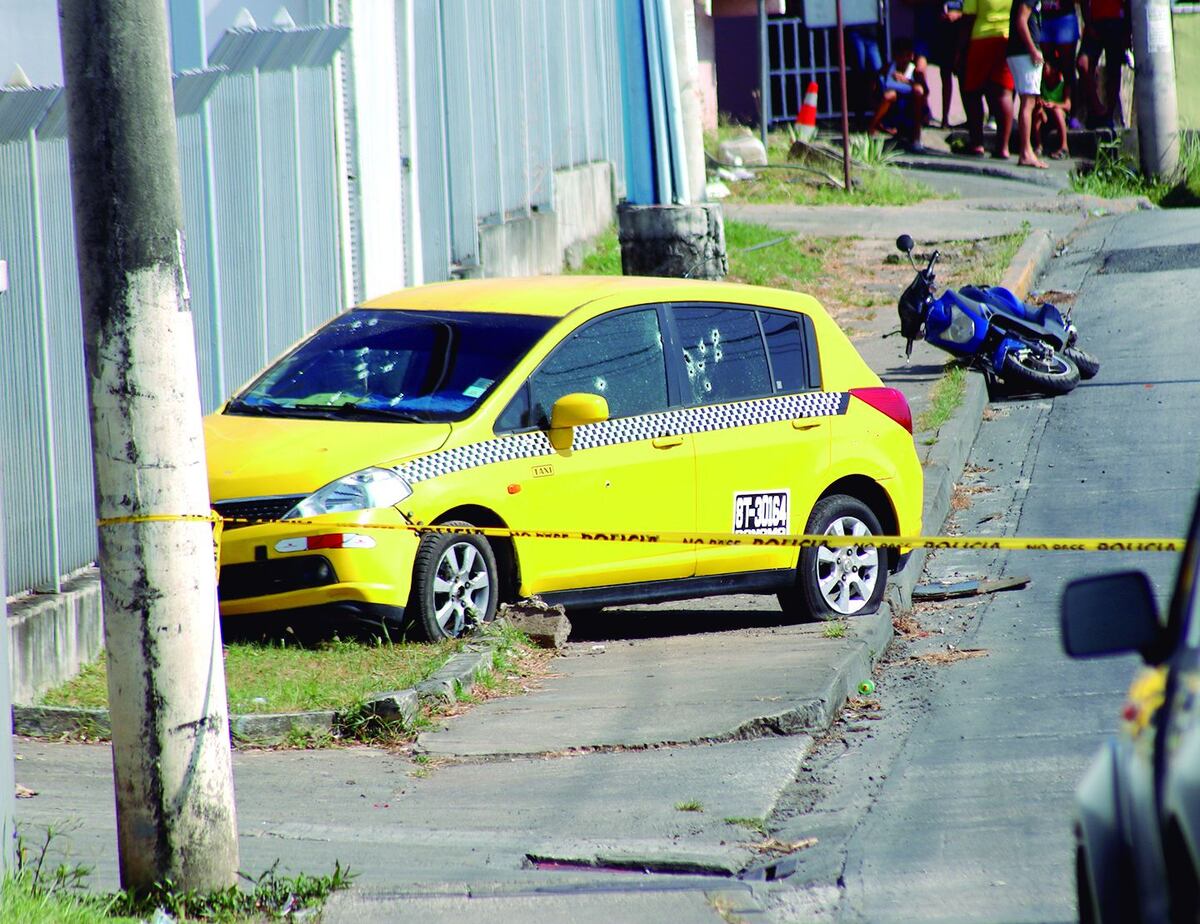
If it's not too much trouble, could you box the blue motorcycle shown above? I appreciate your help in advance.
[894,234,1098,396]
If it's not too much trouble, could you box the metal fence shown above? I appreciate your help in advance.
[767,14,891,123]
[0,7,625,597]
[0,25,349,595]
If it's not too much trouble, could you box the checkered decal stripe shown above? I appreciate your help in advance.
[395,391,850,485]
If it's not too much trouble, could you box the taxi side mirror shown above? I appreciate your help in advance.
[548,392,608,451]
[1061,571,1162,662]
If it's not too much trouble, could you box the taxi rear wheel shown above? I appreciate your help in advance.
[780,495,885,621]
[410,521,499,641]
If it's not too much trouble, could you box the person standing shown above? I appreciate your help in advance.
[961,0,1015,158]
[1008,0,1047,167]
[1076,0,1130,127]
[1039,0,1079,117]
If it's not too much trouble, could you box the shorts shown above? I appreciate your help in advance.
[1007,53,1044,95]
[1079,17,1130,63]
[1041,12,1080,45]
[964,36,1015,93]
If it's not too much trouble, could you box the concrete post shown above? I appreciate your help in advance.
[57,0,239,894]
[618,203,728,278]
[1130,0,1179,179]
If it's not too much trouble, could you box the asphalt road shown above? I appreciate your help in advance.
[766,208,1200,922]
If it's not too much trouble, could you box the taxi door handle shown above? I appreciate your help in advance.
[791,420,821,431]
[652,435,684,449]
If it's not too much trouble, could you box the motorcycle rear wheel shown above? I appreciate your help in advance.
[1000,348,1080,396]
[1064,347,1100,380]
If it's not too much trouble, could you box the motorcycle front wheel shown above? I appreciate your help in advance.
[1064,347,1100,380]
[1000,348,1080,396]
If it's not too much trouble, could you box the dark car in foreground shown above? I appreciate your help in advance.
[1062,495,1200,923]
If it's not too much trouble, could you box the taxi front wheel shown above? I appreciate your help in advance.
[780,495,885,621]
[410,521,499,641]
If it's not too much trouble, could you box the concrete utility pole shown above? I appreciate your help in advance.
[1131,0,1180,179]
[58,0,239,893]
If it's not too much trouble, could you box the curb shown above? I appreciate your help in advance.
[887,224,1057,614]
[892,156,1062,189]
[13,639,503,746]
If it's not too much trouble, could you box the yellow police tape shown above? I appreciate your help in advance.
[95,513,1185,554]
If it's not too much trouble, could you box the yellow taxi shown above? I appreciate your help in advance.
[205,276,923,640]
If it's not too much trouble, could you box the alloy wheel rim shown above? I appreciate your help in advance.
[432,542,491,636]
[815,515,879,615]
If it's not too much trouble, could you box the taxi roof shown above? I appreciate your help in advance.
[357,275,809,318]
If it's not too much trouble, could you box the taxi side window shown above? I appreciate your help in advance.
[673,305,771,405]
[497,308,669,431]
[760,310,819,393]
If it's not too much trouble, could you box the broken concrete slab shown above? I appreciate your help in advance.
[418,611,889,758]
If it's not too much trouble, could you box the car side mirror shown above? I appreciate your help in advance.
[1061,571,1162,661]
[547,392,608,451]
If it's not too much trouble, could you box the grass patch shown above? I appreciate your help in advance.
[675,799,705,812]
[40,635,460,715]
[915,363,968,433]
[822,620,848,639]
[724,817,769,835]
[565,227,621,275]
[1071,133,1200,207]
[706,122,938,206]
[566,219,838,292]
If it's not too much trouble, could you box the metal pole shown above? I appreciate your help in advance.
[58,0,239,893]
[835,0,853,190]
[759,0,770,154]
[1130,0,1179,179]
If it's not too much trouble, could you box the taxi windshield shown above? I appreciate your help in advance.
[227,308,555,423]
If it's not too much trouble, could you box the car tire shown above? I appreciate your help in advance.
[780,495,886,621]
[409,520,499,641]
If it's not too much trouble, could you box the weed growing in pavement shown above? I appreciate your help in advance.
[822,621,848,639]
[1070,138,1169,201]
[7,828,352,922]
[675,800,705,812]
[104,860,356,922]
[916,363,968,434]
[724,816,769,835]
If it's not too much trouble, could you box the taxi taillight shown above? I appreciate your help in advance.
[850,387,913,434]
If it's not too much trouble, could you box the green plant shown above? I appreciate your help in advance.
[848,132,901,168]
[675,799,705,812]
[723,816,768,835]
[104,860,355,921]
[822,621,848,639]
[1070,138,1170,201]
[916,363,968,433]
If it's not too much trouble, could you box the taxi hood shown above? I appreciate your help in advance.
[205,412,452,501]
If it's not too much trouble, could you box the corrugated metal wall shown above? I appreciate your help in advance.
[0,24,348,595]
[411,0,626,280]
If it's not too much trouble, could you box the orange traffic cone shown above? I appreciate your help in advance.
[796,80,818,142]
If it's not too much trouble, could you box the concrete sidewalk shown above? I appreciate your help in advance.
[13,158,1121,922]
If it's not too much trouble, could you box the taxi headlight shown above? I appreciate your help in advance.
[283,467,412,519]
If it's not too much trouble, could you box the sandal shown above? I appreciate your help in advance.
[1049,149,1069,160]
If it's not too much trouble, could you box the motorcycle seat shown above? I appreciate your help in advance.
[960,285,1067,342]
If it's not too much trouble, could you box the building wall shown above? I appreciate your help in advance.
[1175,11,1200,129]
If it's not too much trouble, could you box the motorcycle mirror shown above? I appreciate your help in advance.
[896,234,914,254]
